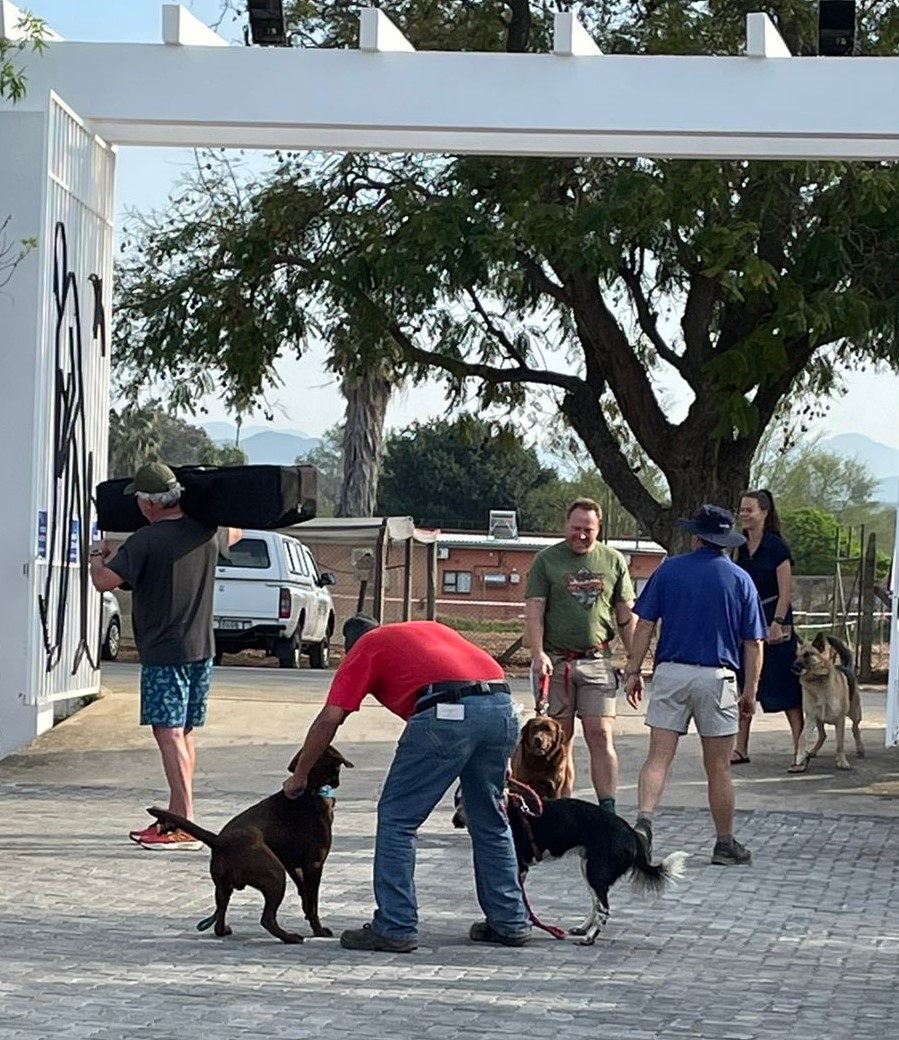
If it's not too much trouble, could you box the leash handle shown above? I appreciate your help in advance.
[533,673,550,715]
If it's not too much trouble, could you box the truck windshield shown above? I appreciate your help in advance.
[218,538,271,569]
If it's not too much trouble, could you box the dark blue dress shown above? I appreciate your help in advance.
[735,532,802,713]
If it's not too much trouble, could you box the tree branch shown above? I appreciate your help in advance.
[617,259,685,375]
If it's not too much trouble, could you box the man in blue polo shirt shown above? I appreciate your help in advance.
[624,504,766,866]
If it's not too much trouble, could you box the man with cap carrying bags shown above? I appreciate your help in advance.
[283,615,530,952]
[89,461,242,850]
[624,505,766,866]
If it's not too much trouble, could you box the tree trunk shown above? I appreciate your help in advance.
[338,367,391,517]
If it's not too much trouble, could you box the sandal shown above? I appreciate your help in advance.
[730,750,750,765]
[787,760,808,774]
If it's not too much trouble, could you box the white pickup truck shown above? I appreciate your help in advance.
[212,530,336,668]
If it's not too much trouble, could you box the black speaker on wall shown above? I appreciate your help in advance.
[818,1,856,56]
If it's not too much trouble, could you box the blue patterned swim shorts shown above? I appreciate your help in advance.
[140,659,213,728]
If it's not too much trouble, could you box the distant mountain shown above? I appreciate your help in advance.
[875,475,899,504]
[821,433,898,504]
[201,423,321,466]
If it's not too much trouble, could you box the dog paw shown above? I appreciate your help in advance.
[312,926,334,938]
[214,926,233,938]
[836,759,851,770]
[281,932,305,944]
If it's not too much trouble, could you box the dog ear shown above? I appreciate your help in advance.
[327,745,354,769]
[286,749,301,773]
[812,632,827,652]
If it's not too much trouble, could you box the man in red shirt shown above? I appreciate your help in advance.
[284,616,530,952]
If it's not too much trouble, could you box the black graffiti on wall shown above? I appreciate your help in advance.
[37,220,106,675]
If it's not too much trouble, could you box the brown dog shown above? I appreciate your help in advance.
[792,633,864,771]
[509,715,572,800]
[148,745,353,944]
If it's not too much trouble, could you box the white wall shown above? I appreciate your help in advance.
[0,97,114,757]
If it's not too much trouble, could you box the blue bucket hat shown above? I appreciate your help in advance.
[679,504,746,548]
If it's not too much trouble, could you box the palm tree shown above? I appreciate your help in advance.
[108,404,160,478]
[338,361,393,518]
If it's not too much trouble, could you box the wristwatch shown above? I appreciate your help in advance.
[89,548,103,558]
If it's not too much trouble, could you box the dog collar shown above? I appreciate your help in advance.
[315,785,336,798]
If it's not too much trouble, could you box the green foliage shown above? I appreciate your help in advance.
[377,415,555,529]
[0,10,47,102]
[296,425,343,516]
[781,507,839,575]
[753,443,879,519]
[108,403,246,477]
[112,2,899,550]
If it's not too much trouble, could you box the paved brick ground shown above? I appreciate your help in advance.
[2,673,899,1039]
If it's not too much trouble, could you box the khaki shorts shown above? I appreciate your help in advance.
[547,655,618,719]
[645,662,739,737]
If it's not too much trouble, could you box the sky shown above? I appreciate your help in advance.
[27,0,899,449]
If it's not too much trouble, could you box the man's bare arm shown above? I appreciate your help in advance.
[283,704,348,797]
[615,599,637,655]
[524,597,552,677]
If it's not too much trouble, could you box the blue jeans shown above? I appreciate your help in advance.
[371,692,529,941]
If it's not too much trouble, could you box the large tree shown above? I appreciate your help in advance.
[378,414,556,529]
[108,403,247,477]
[113,2,899,550]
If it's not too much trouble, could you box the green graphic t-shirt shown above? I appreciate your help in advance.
[525,541,635,654]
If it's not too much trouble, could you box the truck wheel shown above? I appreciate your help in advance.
[309,635,330,670]
[101,618,121,662]
[276,637,300,669]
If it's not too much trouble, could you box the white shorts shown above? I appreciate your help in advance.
[645,662,739,737]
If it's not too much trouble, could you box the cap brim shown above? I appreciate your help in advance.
[679,518,745,548]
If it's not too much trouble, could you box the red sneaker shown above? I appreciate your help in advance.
[129,822,166,844]
[138,828,202,852]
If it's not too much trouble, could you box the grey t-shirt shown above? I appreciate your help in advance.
[108,516,225,666]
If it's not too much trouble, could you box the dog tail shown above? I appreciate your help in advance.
[146,806,222,849]
[629,849,689,896]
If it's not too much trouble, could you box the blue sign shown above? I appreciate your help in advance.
[69,517,80,564]
[37,511,47,559]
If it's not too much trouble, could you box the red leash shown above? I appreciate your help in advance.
[507,779,568,941]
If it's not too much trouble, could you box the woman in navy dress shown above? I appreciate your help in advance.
[732,489,804,772]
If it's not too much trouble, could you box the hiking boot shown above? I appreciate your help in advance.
[138,828,202,852]
[633,820,653,862]
[710,838,752,866]
[469,921,531,947]
[339,923,417,953]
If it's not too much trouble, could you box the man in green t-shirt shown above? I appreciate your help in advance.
[524,498,636,813]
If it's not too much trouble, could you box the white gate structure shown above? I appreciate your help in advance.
[1,2,898,754]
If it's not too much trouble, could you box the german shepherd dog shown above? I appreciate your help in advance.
[792,633,864,771]
[506,780,688,945]
[148,745,353,943]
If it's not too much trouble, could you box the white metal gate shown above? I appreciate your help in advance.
[28,94,114,708]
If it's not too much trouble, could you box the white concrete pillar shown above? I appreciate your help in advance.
[0,94,114,757]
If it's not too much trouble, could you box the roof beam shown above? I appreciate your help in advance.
[553,12,602,56]
[162,4,227,48]
[359,8,414,53]
[1,1,62,42]
[745,12,791,58]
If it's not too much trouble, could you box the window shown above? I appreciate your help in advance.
[285,539,309,576]
[218,538,270,569]
[443,570,472,594]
